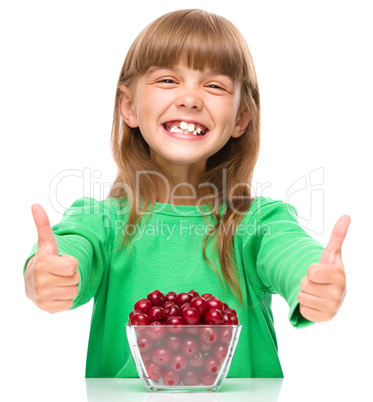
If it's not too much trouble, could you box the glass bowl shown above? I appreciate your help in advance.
[126,324,242,392]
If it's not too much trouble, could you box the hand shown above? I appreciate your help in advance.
[298,215,351,322]
[24,204,80,314]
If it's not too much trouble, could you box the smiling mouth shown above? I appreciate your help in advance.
[163,121,209,136]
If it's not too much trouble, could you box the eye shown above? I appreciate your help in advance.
[206,83,227,92]
[158,79,176,84]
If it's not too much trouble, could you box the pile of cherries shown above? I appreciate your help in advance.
[128,290,239,387]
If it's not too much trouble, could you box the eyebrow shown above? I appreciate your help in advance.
[146,65,233,80]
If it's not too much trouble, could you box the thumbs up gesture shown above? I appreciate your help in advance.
[298,215,351,322]
[24,204,80,313]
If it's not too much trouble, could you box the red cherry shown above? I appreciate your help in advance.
[175,292,193,307]
[200,371,217,386]
[201,293,213,301]
[204,309,224,325]
[225,308,237,316]
[223,311,239,325]
[181,337,199,357]
[182,307,201,325]
[204,357,221,375]
[164,291,177,303]
[128,310,136,322]
[162,300,174,310]
[147,290,165,307]
[169,353,188,372]
[212,343,228,360]
[188,290,199,299]
[206,297,223,311]
[163,303,181,321]
[164,335,183,352]
[134,298,153,314]
[152,346,171,366]
[180,302,191,313]
[165,316,185,335]
[186,326,199,336]
[147,321,167,341]
[200,342,213,353]
[190,297,207,316]
[199,327,218,344]
[145,362,162,382]
[222,302,229,311]
[181,369,200,386]
[130,312,150,326]
[148,306,164,322]
[134,326,148,335]
[189,351,205,368]
[162,367,180,386]
[137,334,153,353]
[140,351,152,365]
[218,327,233,344]
[230,315,239,325]
[165,316,185,326]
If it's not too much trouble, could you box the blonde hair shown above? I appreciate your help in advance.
[107,9,260,306]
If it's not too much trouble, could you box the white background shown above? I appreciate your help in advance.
[1,0,372,400]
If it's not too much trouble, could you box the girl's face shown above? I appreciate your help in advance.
[119,64,250,173]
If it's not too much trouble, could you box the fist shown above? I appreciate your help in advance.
[24,204,80,314]
[298,215,351,323]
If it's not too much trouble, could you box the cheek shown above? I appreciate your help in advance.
[211,98,238,125]
[136,92,171,124]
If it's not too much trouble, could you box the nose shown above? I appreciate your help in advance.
[175,88,203,111]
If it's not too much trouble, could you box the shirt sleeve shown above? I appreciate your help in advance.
[249,198,325,328]
[23,197,113,310]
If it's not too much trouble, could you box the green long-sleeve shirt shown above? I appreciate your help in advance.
[23,196,324,378]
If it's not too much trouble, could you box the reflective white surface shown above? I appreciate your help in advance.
[85,378,283,401]
[84,377,369,402]
[3,374,371,401]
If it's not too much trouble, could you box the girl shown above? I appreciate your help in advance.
[23,9,350,378]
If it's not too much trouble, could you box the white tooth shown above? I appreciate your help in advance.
[170,127,183,133]
[180,122,188,130]
[188,123,195,132]
[196,127,202,134]
[193,130,197,135]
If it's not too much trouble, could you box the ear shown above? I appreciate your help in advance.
[119,85,138,128]
[231,109,251,138]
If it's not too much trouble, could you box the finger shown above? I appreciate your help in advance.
[308,263,346,284]
[301,281,332,298]
[34,269,79,292]
[299,304,328,323]
[51,286,79,301]
[298,291,325,311]
[44,300,74,314]
[50,272,80,287]
[301,275,345,299]
[31,204,59,256]
[319,215,351,265]
[42,254,79,277]
[39,285,79,303]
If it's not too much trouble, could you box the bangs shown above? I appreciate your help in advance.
[128,9,249,81]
